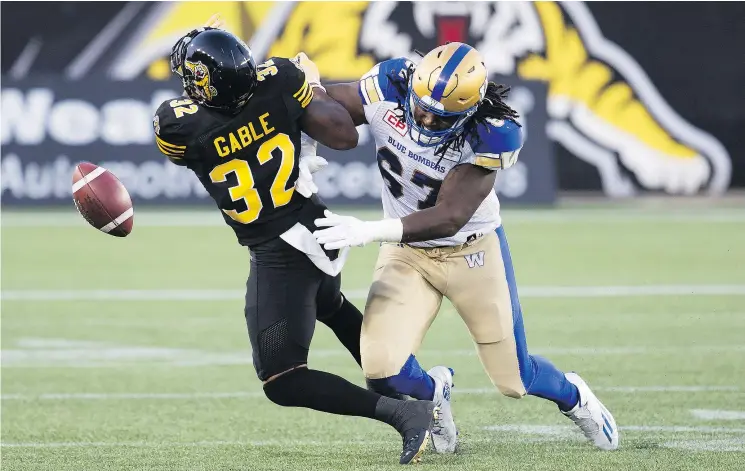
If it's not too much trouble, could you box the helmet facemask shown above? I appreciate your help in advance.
[170,28,203,99]
[404,79,479,148]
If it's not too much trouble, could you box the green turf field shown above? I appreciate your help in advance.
[2,206,745,470]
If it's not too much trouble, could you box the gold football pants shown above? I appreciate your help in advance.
[361,230,526,398]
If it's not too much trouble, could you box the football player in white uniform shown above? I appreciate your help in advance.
[305,43,619,453]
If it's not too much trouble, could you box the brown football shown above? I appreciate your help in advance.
[72,162,134,237]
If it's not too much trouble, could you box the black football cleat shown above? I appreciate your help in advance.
[398,400,438,465]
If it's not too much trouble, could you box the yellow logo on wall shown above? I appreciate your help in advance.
[111,1,374,81]
[112,1,730,196]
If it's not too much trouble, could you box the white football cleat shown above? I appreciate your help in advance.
[562,372,619,450]
[427,366,457,453]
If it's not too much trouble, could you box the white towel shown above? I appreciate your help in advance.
[279,223,349,276]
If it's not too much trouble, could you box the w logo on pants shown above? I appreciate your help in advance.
[464,251,485,268]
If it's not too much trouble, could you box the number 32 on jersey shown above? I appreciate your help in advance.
[209,133,295,224]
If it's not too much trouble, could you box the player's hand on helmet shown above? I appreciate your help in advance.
[295,155,328,198]
[292,52,322,89]
[314,211,372,250]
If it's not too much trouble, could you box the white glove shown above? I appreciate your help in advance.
[314,210,403,250]
[295,155,328,198]
[300,132,318,158]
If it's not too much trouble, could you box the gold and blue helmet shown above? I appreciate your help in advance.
[406,42,488,147]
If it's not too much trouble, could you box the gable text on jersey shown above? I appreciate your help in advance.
[214,112,276,158]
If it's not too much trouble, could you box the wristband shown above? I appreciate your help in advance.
[369,218,403,243]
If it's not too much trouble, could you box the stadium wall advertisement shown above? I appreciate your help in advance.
[0,77,554,206]
[1,1,743,207]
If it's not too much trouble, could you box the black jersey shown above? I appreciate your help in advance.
[153,57,320,246]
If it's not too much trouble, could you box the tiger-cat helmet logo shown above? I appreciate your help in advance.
[184,60,217,101]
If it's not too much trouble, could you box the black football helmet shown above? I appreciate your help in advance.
[170,27,258,112]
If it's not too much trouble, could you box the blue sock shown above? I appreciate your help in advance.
[524,355,579,411]
[368,355,435,400]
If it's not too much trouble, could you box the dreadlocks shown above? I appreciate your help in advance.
[387,63,521,158]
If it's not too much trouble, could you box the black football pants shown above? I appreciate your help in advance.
[245,236,343,381]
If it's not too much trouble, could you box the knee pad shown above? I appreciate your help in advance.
[255,319,310,381]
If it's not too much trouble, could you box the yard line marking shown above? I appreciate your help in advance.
[662,439,745,452]
[3,386,741,401]
[484,424,745,434]
[691,409,745,421]
[3,337,743,369]
[3,344,744,369]
[0,438,515,448]
[0,392,265,400]
[0,440,389,448]
[311,346,745,359]
[3,209,745,227]
[6,424,745,449]
[459,386,743,395]
[516,285,745,297]
[0,289,245,301]
[597,386,743,393]
[3,346,744,369]
[0,338,251,368]
[4,285,745,301]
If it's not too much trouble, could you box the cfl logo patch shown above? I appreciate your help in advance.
[464,251,485,268]
[384,110,407,136]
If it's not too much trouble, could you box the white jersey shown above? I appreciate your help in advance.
[359,58,523,248]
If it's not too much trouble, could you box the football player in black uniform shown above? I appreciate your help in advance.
[152,27,436,464]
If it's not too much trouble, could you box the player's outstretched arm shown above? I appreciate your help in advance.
[300,89,359,150]
[313,163,496,250]
[325,83,367,126]
[400,164,496,242]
